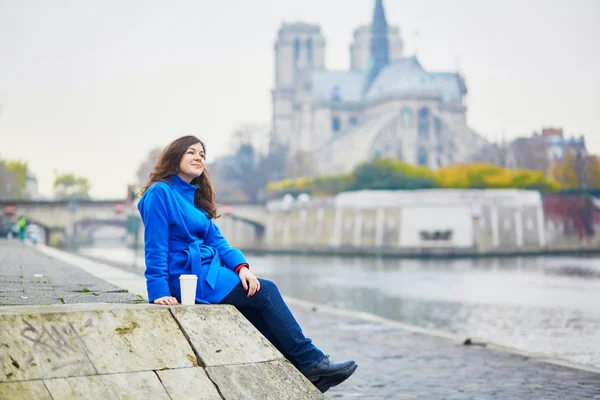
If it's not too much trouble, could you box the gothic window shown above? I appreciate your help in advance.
[401,107,412,129]
[331,86,341,103]
[418,107,429,140]
[306,38,313,66]
[349,116,358,126]
[294,38,301,64]
[417,147,428,166]
[332,117,341,132]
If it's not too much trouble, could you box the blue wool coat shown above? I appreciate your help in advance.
[137,175,246,304]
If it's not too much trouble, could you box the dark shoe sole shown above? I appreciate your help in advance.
[314,363,358,393]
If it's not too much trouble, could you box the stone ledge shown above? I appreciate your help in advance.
[0,304,324,399]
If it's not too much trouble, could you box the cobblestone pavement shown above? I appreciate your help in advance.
[288,301,600,399]
[1,240,600,399]
[0,240,141,306]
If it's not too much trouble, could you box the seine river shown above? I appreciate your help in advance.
[78,245,600,369]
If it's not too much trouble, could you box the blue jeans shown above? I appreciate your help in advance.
[220,278,325,370]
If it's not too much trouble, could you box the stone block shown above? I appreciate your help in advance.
[0,380,53,400]
[0,312,96,381]
[67,306,196,374]
[171,305,282,366]
[157,367,221,399]
[44,370,169,399]
[0,304,196,381]
[206,360,324,400]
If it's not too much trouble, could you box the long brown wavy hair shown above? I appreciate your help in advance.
[140,135,220,219]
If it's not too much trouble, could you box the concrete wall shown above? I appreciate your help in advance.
[223,190,599,255]
[0,303,324,400]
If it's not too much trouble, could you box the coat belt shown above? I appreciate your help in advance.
[168,239,220,290]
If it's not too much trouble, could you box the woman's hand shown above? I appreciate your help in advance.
[238,267,260,298]
[153,296,179,306]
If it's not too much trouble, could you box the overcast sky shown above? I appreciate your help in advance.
[0,0,598,198]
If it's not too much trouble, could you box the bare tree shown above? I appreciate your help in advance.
[226,126,269,203]
[286,150,316,178]
[229,124,271,155]
[137,148,162,186]
[211,125,275,203]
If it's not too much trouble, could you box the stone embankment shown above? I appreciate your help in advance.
[2,240,600,399]
[0,303,323,399]
[0,241,323,399]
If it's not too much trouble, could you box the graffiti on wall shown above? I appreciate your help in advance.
[1,317,94,380]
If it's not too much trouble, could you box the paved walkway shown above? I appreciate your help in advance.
[1,240,600,399]
[0,240,141,306]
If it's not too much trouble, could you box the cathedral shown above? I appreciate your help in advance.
[271,0,487,177]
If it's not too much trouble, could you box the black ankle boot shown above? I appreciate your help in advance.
[301,356,358,393]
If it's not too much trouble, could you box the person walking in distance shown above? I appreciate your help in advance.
[16,215,27,242]
[137,135,358,393]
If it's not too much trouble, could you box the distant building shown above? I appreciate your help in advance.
[470,127,588,177]
[540,127,586,163]
[506,135,551,174]
[270,0,487,178]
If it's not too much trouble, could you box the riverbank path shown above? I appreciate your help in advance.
[1,240,599,399]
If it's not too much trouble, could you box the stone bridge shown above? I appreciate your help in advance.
[0,200,267,247]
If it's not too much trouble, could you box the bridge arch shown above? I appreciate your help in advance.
[0,200,268,248]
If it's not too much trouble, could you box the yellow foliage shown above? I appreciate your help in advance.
[482,169,514,188]
[552,152,579,188]
[266,159,561,196]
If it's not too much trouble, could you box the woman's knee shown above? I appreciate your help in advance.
[258,278,278,293]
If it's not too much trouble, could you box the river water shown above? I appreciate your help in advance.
[78,245,600,369]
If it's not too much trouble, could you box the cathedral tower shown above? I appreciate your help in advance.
[271,23,325,152]
[364,0,391,92]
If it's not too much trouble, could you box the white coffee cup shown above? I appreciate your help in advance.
[179,274,198,305]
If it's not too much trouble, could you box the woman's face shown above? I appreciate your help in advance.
[178,142,205,182]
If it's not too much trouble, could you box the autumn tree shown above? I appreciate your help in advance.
[0,160,19,199]
[266,159,559,197]
[54,174,91,199]
[0,159,30,199]
[351,158,438,190]
[552,152,581,188]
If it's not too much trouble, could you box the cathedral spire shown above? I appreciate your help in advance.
[364,0,390,92]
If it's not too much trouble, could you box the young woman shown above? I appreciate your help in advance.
[138,135,357,393]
